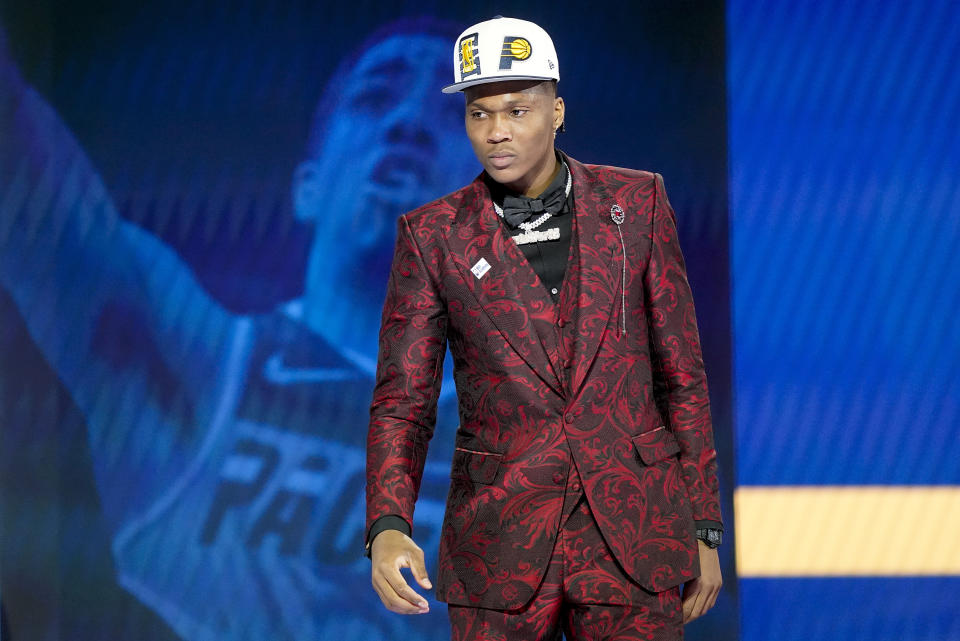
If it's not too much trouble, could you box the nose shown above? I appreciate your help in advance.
[487,113,512,144]
[385,114,433,149]
[383,94,434,150]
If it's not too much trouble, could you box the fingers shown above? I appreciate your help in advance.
[370,536,431,615]
[690,586,710,622]
[410,546,433,590]
[683,543,723,623]
[373,559,430,614]
[681,580,702,623]
[387,558,430,613]
[681,577,722,623]
[373,557,430,614]
[703,578,720,612]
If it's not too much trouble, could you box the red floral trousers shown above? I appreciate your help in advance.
[448,489,683,641]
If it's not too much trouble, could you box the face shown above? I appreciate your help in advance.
[295,33,477,296]
[464,80,564,196]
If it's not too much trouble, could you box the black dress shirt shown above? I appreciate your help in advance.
[486,155,574,302]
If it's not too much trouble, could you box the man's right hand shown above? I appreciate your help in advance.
[370,529,432,614]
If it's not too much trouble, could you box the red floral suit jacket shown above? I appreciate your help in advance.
[366,155,721,610]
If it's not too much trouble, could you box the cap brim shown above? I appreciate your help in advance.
[441,74,557,94]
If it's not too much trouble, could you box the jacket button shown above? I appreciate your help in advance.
[556,318,566,328]
[553,472,564,485]
[564,413,573,423]
[563,359,572,369]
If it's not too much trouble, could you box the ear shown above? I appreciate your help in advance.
[292,160,322,222]
[553,96,565,133]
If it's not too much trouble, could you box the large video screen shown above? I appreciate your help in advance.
[1,2,734,640]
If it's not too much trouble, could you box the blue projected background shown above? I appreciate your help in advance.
[730,0,959,487]
[1,2,735,641]
[729,0,959,639]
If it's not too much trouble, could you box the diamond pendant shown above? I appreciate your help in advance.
[513,227,560,245]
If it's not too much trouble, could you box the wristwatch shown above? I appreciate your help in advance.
[696,527,723,549]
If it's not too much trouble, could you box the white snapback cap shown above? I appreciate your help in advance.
[441,16,559,94]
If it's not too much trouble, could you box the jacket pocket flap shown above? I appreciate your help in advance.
[631,427,681,465]
[452,448,503,484]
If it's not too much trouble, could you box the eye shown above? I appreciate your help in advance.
[350,85,392,114]
[510,108,528,117]
[469,110,487,120]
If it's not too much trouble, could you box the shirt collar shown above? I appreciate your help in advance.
[484,150,571,215]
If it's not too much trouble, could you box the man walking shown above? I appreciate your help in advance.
[366,16,723,640]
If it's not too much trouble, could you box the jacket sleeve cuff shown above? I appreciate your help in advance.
[694,519,724,531]
[365,515,412,558]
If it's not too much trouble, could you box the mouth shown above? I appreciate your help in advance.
[487,152,516,171]
[371,152,430,194]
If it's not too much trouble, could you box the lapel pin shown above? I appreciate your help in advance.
[471,257,492,279]
[611,204,625,225]
[610,204,627,336]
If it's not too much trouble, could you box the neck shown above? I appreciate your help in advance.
[302,246,384,367]
[509,149,560,197]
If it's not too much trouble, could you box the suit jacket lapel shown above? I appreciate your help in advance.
[562,157,623,398]
[444,177,563,396]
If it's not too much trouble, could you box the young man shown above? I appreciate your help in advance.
[366,16,723,640]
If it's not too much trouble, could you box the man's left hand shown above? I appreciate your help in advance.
[681,540,722,624]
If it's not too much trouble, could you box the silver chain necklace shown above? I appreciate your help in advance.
[493,163,573,232]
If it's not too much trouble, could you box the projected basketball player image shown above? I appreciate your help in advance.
[0,18,473,641]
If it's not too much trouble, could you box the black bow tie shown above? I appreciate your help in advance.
[501,186,567,228]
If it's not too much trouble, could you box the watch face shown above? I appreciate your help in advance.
[697,528,722,548]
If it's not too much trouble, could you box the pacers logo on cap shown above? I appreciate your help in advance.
[459,32,481,80]
[442,18,559,94]
[499,36,532,70]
